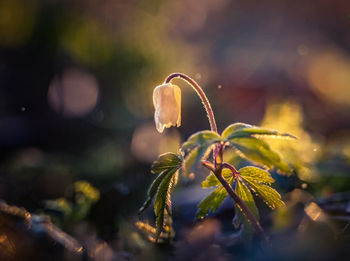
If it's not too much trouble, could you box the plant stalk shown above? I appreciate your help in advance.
[214,168,267,240]
[167,73,267,241]
[222,162,239,176]
[202,149,268,242]
[164,73,217,133]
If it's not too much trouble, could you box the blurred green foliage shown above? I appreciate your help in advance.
[44,181,100,226]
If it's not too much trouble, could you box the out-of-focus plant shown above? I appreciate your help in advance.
[44,181,99,226]
[0,200,84,259]
[260,101,321,182]
[138,73,296,243]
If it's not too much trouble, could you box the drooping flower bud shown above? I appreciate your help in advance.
[153,83,181,133]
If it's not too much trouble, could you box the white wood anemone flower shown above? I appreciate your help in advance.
[153,83,181,133]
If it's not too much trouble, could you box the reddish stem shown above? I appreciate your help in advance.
[202,147,268,242]
[166,73,267,241]
[165,73,217,133]
[222,162,239,176]
[213,168,267,240]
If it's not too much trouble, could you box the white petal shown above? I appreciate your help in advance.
[152,83,182,133]
[173,85,181,127]
[154,109,164,133]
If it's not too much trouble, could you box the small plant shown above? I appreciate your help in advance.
[139,73,295,243]
[44,181,100,226]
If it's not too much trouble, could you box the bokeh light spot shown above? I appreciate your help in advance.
[48,68,99,118]
[307,48,350,107]
[304,202,325,222]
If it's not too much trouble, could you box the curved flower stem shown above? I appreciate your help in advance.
[166,72,267,241]
[164,73,217,133]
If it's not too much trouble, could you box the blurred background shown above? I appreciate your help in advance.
[1,0,350,260]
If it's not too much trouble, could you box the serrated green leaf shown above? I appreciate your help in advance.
[238,166,274,184]
[196,186,228,219]
[222,123,296,140]
[235,179,259,219]
[140,153,181,242]
[197,174,234,219]
[201,169,233,188]
[182,143,215,177]
[228,137,292,174]
[151,152,182,174]
[139,153,181,215]
[154,168,178,241]
[138,170,170,215]
[182,130,221,151]
[243,178,285,209]
[201,173,219,188]
[233,128,296,139]
[222,123,253,139]
[181,130,222,177]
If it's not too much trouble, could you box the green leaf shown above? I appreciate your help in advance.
[222,123,253,139]
[139,153,181,215]
[201,169,232,188]
[243,178,285,209]
[235,179,259,219]
[182,144,209,176]
[181,130,221,177]
[154,168,178,241]
[228,137,292,173]
[222,123,296,140]
[182,130,221,151]
[140,152,181,242]
[139,170,170,215]
[238,166,275,184]
[197,174,234,219]
[201,173,219,188]
[233,128,296,139]
[182,142,216,177]
[151,152,182,174]
[196,186,228,219]
[222,122,294,174]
